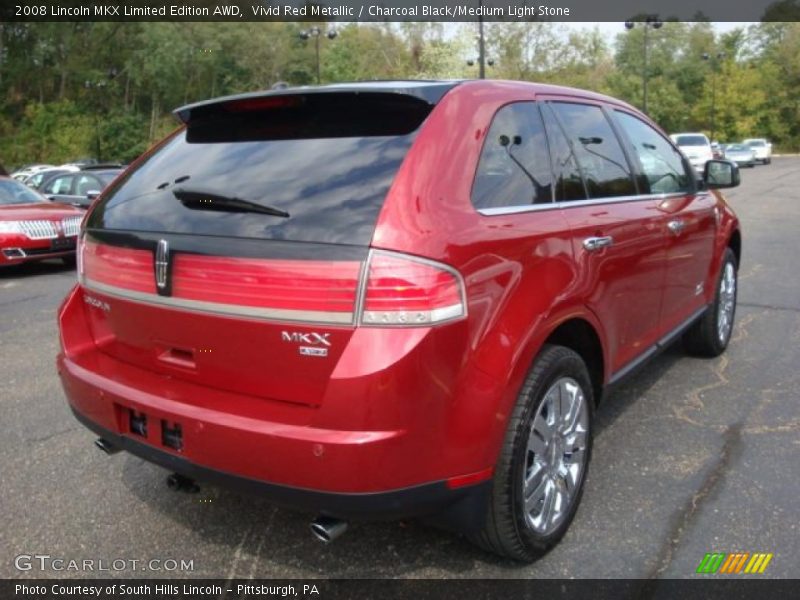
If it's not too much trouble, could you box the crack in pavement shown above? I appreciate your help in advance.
[646,422,744,580]
[738,301,800,313]
[671,311,761,429]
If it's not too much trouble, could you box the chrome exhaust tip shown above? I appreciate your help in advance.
[310,516,348,543]
[94,438,120,455]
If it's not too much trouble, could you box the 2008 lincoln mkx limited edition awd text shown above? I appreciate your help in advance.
[57,80,741,561]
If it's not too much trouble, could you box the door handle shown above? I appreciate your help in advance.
[582,236,614,252]
[667,219,685,235]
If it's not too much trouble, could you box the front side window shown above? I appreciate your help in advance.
[471,102,553,210]
[615,111,692,195]
[75,174,102,196]
[550,102,637,199]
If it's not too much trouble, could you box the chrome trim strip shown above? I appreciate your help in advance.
[83,278,355,325]
[477,192,688,216]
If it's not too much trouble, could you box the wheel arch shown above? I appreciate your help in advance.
[542,317,605,405]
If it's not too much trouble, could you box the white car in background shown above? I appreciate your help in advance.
[670,133,714,172]
[742,138,772,164]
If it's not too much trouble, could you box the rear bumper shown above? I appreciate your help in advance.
[56,283,498,525]
[69,405,490,524]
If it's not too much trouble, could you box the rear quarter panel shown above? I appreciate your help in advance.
[372,82,613,470]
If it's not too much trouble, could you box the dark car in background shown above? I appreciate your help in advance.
[0,177,83,267]
[25,166,80,190]
[40,165,123,208]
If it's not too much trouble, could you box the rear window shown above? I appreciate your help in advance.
[674,135,709,147]
[87,93,433,246]
[746,140,766,147]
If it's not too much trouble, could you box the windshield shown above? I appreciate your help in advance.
[0,179,46,205]
[727,145,747,152]
[674,135,709,147]
[746,140,766,147]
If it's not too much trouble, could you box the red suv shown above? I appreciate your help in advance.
[57,80,741,561]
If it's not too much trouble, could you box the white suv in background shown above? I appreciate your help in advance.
[670,133,714,172]
[742,138,772,164]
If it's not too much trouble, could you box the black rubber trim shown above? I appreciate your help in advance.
[607,304,709,387]
[71,407,489,525]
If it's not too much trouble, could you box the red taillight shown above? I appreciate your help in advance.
[360,251,466,326]
[82,240,155,294]
[171,255,361,319]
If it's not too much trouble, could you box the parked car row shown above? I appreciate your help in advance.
[9,162,124,209]
[670,133,773,171]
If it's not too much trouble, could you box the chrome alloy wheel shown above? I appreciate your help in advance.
[522,377,589,535]
[717,261,736,344]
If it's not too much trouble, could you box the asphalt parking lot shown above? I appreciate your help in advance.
[2,158,799,580]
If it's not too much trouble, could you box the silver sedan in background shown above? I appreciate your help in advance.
[723,143,756,168]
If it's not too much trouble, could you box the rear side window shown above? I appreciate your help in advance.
[549,102,637,199]
[471,102,553,210]
[614,111,691,195]
[87,93,433,246]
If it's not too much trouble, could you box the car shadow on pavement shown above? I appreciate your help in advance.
[0,259,75,279]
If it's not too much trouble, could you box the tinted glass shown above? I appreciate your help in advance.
[471,102,553,209]
[89,95,431,246]
[0,179,46,205]
[540,104,587,202]
[615,111,691,195]
[44,175,74,195]
[550,102,636,199]
[75,174,102,196]
[675,135,708,146]
[746,140,766,147]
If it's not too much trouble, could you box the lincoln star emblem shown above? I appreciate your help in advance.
[155,239,169,291]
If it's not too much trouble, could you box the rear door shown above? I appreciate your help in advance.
[542,100,668,375]
[79,91,438,407]
[613,110,716,331]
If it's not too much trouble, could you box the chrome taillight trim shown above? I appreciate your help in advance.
[356,249,468,328]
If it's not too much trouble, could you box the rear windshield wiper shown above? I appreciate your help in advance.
[172,187,289,218]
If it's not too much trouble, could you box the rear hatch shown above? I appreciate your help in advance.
[78,86,452,407]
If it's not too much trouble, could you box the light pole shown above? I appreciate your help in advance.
[702,51,726,142]
[299,27,337,85]
[624,16,663,114]
[469,0,492,79]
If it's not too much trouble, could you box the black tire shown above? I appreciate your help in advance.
[683,248,738,357]
[470,345,594,562]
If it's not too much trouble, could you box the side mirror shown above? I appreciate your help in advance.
[703,160,740,189]
[85,190,101,202]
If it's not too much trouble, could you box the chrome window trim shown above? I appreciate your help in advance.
[82,278,355,325]
[477,191,691,216]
